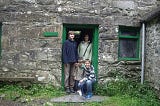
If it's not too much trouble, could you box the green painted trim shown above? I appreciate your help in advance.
[0,23,2,59]
[61,24,99,88]
[61,27,67,89]
[92,26,99,79]
[118,57,140,61]
[136,32,140,59]
[119,36,139,39]
[118,26,140,61]
[43,32,58,37]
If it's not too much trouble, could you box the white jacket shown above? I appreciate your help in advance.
[78,41,92,61]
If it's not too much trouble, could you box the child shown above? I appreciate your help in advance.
[77,59,96,99]
[73,60,83,91]
[62,31,78,94]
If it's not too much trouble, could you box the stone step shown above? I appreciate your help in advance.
[50,94,107,103]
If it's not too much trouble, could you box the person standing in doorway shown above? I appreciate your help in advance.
[78,34,92,61]
[62,31,78,94]
[74,34,92,91]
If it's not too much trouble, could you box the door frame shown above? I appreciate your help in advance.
[61,24,99,87]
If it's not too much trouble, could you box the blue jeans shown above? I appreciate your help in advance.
[78,79,96,96]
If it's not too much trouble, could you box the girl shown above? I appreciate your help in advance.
[77,59,96,99]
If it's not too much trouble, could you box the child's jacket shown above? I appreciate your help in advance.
[81,65,96,81]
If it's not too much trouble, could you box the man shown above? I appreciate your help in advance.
[62,31,78,94]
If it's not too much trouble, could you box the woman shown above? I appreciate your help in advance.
[78,34,92,61]
[74,34,92,91]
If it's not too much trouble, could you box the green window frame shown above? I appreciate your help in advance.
[118,26,140,61]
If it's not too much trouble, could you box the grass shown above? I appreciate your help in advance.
[0,79,160,106]
[101,94,160,106]
[0,83,65,102]
[94,79,160,106]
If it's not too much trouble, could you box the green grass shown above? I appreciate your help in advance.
[0,83,65,101]
[94,79,160,106]
[0,79,160,106]
[101,95,153,106]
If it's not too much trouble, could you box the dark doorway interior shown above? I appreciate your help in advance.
[62,24,99,88]
[66,28,93,45]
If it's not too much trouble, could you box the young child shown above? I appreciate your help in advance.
[77,59,96,99]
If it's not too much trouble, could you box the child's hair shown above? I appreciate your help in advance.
[85,59,91,63]
[67,31,74,39]
[68,31,74,35]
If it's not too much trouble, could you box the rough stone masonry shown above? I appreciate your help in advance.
[0,0,159,89]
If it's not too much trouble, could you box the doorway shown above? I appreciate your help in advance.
[62,24,99,87]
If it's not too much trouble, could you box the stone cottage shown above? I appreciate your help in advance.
[141,7,160,91]
[0,0,159,90]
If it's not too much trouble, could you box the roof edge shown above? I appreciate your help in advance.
[141,6,160,22]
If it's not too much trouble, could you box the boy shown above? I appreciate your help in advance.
[62,31,78,94]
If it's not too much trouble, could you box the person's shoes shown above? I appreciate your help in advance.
[85,93,92,99]
[88,93,93,98]
[85,95,91,99]
[70,88,75,93]
[66,88,70,94]
[77,90,82,96]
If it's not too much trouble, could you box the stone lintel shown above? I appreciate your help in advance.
[62,16,102,25]
[100,34,118,40]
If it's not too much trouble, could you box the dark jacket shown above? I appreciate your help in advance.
[62,39,78,64]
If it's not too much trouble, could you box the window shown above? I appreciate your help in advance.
[118,26,140,60]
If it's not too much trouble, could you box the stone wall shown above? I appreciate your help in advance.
[145,17,160,90]
[0,0,160,86]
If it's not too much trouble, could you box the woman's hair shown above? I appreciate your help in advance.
[84,34,89,37]
[82,34,90,42]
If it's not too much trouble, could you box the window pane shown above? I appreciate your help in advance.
[121,30,137,36]
[119,38,138,58]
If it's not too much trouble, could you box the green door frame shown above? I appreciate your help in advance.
[0,23,2,59]
[62,24,99,87]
